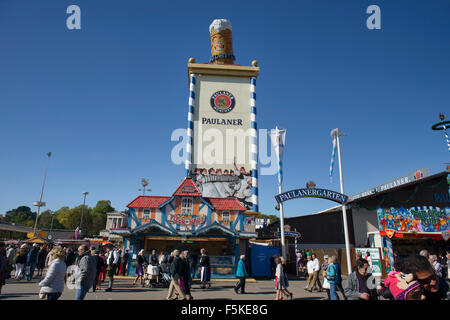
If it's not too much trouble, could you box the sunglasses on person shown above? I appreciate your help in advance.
[415,274,437,285]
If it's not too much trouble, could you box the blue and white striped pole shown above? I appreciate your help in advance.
[443,124,450,153]
[250,77,258,212]
[185,73,196,176]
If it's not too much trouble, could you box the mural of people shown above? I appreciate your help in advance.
[191,163,253,210]
[377,207,449,233]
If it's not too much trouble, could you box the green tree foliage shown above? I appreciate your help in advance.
[4,200,117,238]
[4,206,36,224]
[37,210,65,229]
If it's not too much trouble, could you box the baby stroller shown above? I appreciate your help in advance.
[143,264,160,288]
[158,262,171,288]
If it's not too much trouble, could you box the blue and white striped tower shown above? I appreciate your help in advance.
[185,70,196,176]
[250,76,258,212]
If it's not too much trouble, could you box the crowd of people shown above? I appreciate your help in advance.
[0,241,216,300]
[1,240,448,301]
[293,248,449,300]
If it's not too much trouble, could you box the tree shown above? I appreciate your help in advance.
[4,206,36,224]
[37,210,65,229]
[92,200,114,216]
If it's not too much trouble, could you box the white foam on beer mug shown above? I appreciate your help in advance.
[209,19,232,33]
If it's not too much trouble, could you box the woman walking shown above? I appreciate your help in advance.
[133,249,147,286]
[14,247,28,280]
[199,248,211,289]
[275,257,293,300]
[234,255,248,294]
[38,246,67,300]
[325,256,340,300]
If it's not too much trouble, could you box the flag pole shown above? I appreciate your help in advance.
[275,126,287,261]
[336,131,352,274]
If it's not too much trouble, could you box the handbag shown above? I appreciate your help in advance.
[322,277,330,289]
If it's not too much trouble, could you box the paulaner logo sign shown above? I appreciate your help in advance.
[210,91,235,113]
[275,188,349,204]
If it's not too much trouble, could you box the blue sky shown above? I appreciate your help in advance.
[1,0,449,218]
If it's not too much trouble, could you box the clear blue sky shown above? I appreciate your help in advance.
[1,0,449,218]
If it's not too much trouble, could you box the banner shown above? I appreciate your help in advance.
[355,248,382,276]
[269,128,286,185]
[191,75,254,210]
[377,206,450,233]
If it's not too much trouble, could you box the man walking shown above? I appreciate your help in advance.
[234,255,248,294]
[121,249,129,276]
[26,244,39,281]
[75,245,97,300]
[312,253,322,292]
[105,246,119,292]
[305,255,314,291]
[166,250,186,300]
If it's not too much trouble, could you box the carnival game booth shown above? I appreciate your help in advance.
[116,178,257,278]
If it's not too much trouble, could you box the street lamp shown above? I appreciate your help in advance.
[48,211,55,240]
[79,191,89,236]
[33,152,52,237]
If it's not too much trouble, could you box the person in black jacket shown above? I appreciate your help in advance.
[121,250,129,276]
[199,248,211,289]
[166,250,186,300]
[133,250,148,286]
[65,248,76,267]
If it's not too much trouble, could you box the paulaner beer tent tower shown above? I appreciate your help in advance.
[115,19,260,278]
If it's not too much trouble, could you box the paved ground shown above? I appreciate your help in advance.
[0,275,332,300]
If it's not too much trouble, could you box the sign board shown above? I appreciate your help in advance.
[190,75,255,211]
[275,231,301,238]
[351,169,429,201]
[377,206,449,234]
[355,248,382,277]
[275,188,349,204]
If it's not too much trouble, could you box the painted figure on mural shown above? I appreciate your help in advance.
[191,163,253,210]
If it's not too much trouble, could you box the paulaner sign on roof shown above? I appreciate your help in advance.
[351,168,429,201]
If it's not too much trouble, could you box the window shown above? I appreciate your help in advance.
[222,211,230,222]
[143,209,150,219]
[181,198,193,216]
